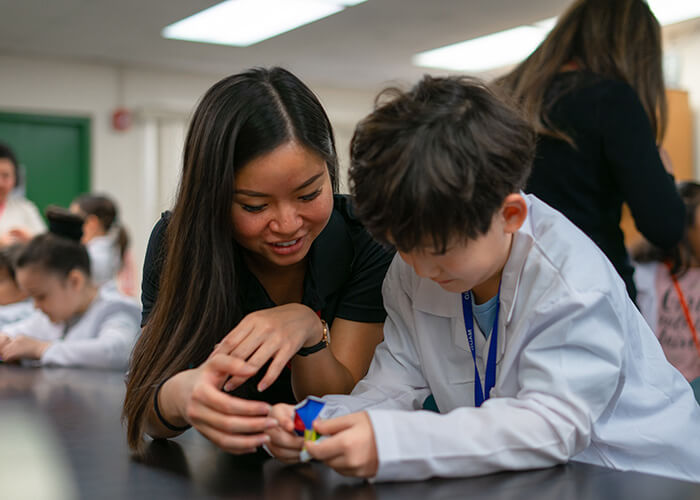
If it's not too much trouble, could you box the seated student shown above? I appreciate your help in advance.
[0,207,140,370]
[0,244,34,329]
[69,193,136,295]
[69,194,128,287]
[265,76,700,483]
[633,181,700,383]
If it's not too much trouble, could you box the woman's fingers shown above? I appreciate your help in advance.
[190,380,270,417]
[187,401,277,435]
[195,422,270,455]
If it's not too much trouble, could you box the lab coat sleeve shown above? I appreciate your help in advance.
[40,311,140,370]
[321,258,431,417]
[367,290,625,482]
[1,312,58,341]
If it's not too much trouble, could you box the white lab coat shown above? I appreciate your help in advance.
[86,233,121,286]
[0,196,46,236]
[321,195,700,483]
[0,299,35,330]
[2,287,140,370]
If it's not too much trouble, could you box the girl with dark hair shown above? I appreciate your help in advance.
[70,193,133,292]
[123,67,392,455]
[0,142,46,246]
[0,207,140,368]
[496,0,684,303]
[633,182,700,384]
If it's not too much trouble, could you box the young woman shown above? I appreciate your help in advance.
[496,0,684,303]
[123,67,393,455]
[0,208,140,369]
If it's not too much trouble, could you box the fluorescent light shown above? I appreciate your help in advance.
[414,0,700,73]
[647,0,700,26]
[163,0,367,47]
[413,18,556,73]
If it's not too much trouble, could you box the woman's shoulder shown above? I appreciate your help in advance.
[550,71,639,105]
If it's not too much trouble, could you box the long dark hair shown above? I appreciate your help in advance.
[496,0,666,144]
[124,67,338,453]
[632,182,700,277]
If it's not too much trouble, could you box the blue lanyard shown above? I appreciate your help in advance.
[461,290,499,407]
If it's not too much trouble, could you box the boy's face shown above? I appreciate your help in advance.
[0,268,28,305]
[397,194,527,296]
[16,266,84,323]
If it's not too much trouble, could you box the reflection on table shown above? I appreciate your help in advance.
[1,364,699,500]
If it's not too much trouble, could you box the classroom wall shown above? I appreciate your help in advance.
[0,53,377,291]
[665,20,700,179]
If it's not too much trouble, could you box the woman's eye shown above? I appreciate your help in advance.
[300,189,321,202]
[242,204,266,213]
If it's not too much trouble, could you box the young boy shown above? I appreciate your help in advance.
[265,76,700,482]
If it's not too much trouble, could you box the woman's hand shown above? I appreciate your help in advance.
[156,353,278,454]
[0,335,51,362]
[265,403,305,463]
[213,304,324,392]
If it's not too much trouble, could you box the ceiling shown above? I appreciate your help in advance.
[0,0,574,91]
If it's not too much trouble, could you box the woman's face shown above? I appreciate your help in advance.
[232,141,333,270]
[0,159,17,203]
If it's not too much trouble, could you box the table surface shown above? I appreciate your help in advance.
[1,364,699,500]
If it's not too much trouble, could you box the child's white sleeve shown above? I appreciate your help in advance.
[632,261,658,329]
[321,257,432,418]
[40,311,140,370]
[365,290,625,482]
[2,312,59,341]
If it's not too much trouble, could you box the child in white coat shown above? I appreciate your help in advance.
[0,208,140,370]
[264,76,700,483]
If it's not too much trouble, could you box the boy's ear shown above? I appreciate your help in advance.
[66,268,86,290]
[501,193,528,234]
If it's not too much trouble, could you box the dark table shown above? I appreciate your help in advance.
[1,364,699,500]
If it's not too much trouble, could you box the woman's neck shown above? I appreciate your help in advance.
[244,253,307,305]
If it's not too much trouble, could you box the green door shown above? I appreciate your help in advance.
[0,112,90,219]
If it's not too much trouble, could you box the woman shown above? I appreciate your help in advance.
[0,143,46,246]
[123,67,393,455]
[496,0,684,302]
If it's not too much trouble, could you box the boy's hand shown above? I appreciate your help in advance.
[265,403,305,463]
[0,335,51,362]
[305,411,378,478]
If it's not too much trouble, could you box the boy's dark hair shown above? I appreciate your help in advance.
[0,243,25,282]
[16,206,90,278]
[349,75,536,253]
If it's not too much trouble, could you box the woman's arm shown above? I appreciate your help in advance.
[290,318,384,399]
[601,82,685,249]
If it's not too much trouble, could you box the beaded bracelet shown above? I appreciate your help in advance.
[153,378,192,432]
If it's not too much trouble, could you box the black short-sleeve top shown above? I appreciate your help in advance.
[140,194,394,404]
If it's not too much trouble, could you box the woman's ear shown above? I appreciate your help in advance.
[501,193,528,234]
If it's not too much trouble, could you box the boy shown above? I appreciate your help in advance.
[265,76,700,482]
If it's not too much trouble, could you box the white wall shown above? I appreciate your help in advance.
[0,54,377,292]
[665,20,700,179]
